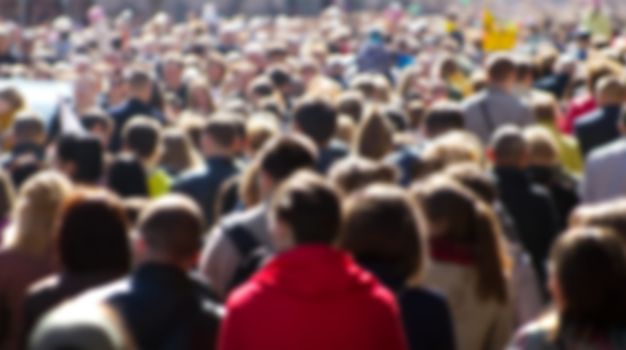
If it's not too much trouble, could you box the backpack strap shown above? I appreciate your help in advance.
[226,224,259,260]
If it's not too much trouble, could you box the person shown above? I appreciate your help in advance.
[106,155,149,198]
[462,54,533,144]
[0,172,72,350]
[173,116,242,227]
[122,117,171,197]
[55,134,104,185]
[574,76,626,157]
[329,156,397,195]
[218,171,408,350]
[81,110,115,151]
[108,68,165,151]
[199,135,317,299]
[22,189,131,342]
[490,126,560,285]
[353,108,394,161]
[581,109,626,203]
[292,97,348,174]
[159,127,202,178]
[523,126,579,228]
[509,229,626,349]
[340,184,455,350]
[0,87,25,136]
[412,177,514,350]
[86,195,221,350]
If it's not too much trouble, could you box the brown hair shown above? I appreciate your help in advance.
[123,116,162,160]
[523,126,560,166]
[353,108,394,160]
[159,127,201,175]
[328,156,397,195]
[486,54,516,84]
[340,185,426,282]
[412,177,510,303]
[570,199,626,242]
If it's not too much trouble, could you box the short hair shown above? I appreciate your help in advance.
[515,56,535,81]
[204,115,239,149]
[13,113,45,144]
[329,156,397,195]
[81,110,113,134]
[137,195,204,259]
[258,135,317,183]
[531,95,558,123]
[490,125,527,165]
[106,155,149,198]
[423,101,465,138]
[486,54,516,83]
[267,66,291,88]
[0,87,25,110]
[125,68,153,90]
[570,199,626,241]
[56,189,130,275]
[523,126,559,165]
[123,116,162,160]
[293,97,338,146]
[271,171,341,245]
[57,134,104,184]
[337,91,365,123]
[340,185,425,282]
[596,76,626,105]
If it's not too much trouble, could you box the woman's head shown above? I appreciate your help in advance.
[0,87,25,116]
[412,176,509,303]
[352,108,394,161]
[329,156,396,195]
[159,127,201,176]
[549,229,626,332]
[186,78,215,115]
[3,171,72,258]
[340,185,425,283]
[56,189,131,276]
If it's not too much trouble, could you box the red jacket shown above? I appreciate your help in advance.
[218,245,408,350]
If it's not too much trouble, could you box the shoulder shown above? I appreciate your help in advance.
[574,110,601,130]
[510,316,558,350]
[588,139,626,161]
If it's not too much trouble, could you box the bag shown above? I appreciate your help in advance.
[225,224,270,294]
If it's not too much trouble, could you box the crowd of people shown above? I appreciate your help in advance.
[0,2,626,350]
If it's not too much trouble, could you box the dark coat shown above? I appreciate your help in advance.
[527,166,580,229]
[316,141,349,174]
[173,157,240,228]
[107,263,221,350]
[107,98,165,152]
[493,167,560,285]
[574,105,622,157]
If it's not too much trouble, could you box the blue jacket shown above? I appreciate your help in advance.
[108,98,165,151]
[574,105,622,157]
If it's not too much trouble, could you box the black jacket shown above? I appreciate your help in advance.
[173,157,240,228]
[316,141,349,174]
[108,98,166,151]
[107,263,221,350]
[493,167,560,285]
[574,105,622,157]
[360,262,456,350]
[527,166,579,229]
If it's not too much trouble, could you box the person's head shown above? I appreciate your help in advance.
[422,101,465,139]
[186,78,216,115]
[486,54,517,92]
[245,114,280,158]
[135,195,204,269]
[515,57,536,89]
[81,110,114,149]
[340,185,425,283]
[548,229,626,334]
[12,112,46,146]
[489,125,528,168]
[531,95,559,125]
[406,100,425,131]
[412,177,510,303]
[257,135,317,197]
[337,91,365,123]
[123,116,162,165]
[270,171,341,251]
[444,163,497,204]
[570,199,626,242]
[106,155,149,198]
[3,171,72,258]
[56,189,130,276]
[125,68,154,103]
[159,127,201,176]
[292,97,338,148]
[421,131,483,177]
[523,126,560,167]
[595,76,626,107]
[162,53,184,88]
[328,156,396,195]
[0,170,14,220]
[0,87,25,117]
[202,115,239,158]
[56,134,104,184]
[353,108,394,161]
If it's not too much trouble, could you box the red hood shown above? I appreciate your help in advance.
[251,245,378,300]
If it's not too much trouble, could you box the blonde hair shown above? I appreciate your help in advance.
[3,171,72,258]
[246,114,280,157]
[523,126,560,166]
[160,127,202,175]
[421,131,484,176]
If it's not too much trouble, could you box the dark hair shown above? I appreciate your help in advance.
[268,66,291,88]
[258,135,317,183]
[57,134,104,184]
[123,117,161,160]
[551,229,626,334]
[204,116,239,149]
[56,189,130,275]
[423,102,465,138]
[293,98,338,146]
[412,177,510,303]
[81,110,113,134]
[487,54,516,83]
[272,171,341,245]
[337,91,365,123]
[444,163,497,203]
[341,185,425,282]
[125,68,153,90]
[107,155,149,198]
[383,106,408,132]
[138,195,204,259]
[13,113,45,144]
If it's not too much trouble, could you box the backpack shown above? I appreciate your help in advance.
[225,224,270,294]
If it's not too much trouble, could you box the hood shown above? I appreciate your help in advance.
[252,245,377,300]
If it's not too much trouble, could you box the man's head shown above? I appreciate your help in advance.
[125,68,154,103]
[422,101,465,139]
[292,97,338,147]
[81,110,113,149]
[515,57,535,89]
[56,134,104,184]
[136,195,204,268]
[162,53,184,89]
[123,116,162,165]
[270,171,341,251]
[257,135,317,197]
[595,76,626,107]
[489,125,528,168]
[486,54,517,92]
[202,116,239,158]
[12,112,45,146]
